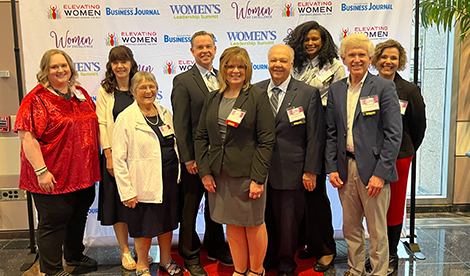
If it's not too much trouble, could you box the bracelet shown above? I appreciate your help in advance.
[35,166,48,176]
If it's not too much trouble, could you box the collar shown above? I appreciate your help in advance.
[347,71,368,88]
[195,63,216,77]
[268,75,291,93]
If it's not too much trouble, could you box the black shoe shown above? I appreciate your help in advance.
[387,254,398,275]
[66,255,98,268]
[46,270,73,276]
[276,271,294,276]
[364,257,372,272]
[70,265,98,275]
[184,263,208,276]
[297,249,314,260]
[314,261,334,272]
[207,251,234,266]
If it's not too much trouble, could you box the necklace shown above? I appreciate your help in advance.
[140,105,159,126]
[51,86,72,101]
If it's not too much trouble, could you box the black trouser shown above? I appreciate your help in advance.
[33,185,95,275]
[265,185,305,273]
[178,167,225,265]
[301,174,336,259]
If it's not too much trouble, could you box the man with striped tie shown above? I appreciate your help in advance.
[255,44,326,276]
[171,30,233,276]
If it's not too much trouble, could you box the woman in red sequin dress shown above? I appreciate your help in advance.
[15,49,100,276]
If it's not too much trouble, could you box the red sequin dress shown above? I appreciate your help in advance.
[14,84,101,194]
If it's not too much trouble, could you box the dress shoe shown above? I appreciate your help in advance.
[66,255,98,268]
[46,270,73,276]
[276,271,294,276]
[314,261,333,272]
[184,263,208,276]
[207,250,234,266]
[387,254,399,275]
[297,249,314,260]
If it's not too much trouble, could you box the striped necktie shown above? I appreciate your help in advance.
[270,87,281,116]
[205,72,218,92]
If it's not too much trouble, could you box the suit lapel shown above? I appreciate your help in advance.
[208,92,224,145]
[192,66,210,96]
[354,72,374,120]
[276,81,297,125]
[339,80,348,131]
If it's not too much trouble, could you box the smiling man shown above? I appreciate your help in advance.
[325,33,402,276]
[171,31,233,276]
[255,44,326,276]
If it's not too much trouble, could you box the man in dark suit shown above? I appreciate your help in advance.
[171,30,233,276]
[255,44,325,276]
[325,33,402,276]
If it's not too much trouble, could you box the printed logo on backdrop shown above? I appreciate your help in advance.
[338,26,389,42]
[50,30,93,48]
[62,4,101,19]
[163,61,177,74]
[155,90,164,104]
[106,6,160,16]
[74,61,100,77]
[138,64,154,73]
[48,5,61,19]
[251,62,268,71]
[341,2,393,11]
[231,1,273,19]
[296,1,333,16]
[169,4,221,19]
[227,30,277,46]
[282,3,294,17]
[164,35,191,43]
[121,32,158,45]
[106,32,119,46]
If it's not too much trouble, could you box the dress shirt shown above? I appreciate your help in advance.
[267,75,291,113]
[346,72,368,153]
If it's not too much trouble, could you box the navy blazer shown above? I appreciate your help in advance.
[171,65,217,163]
[195,85,275,184]
[255,78,325,190]
[325,72,402,185]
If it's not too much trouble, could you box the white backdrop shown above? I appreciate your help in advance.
[19,0,413,246]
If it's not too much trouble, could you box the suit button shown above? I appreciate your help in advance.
[344,134,346,137]
[221,145,224,149]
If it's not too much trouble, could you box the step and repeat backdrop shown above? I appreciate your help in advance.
[19,0,413,246]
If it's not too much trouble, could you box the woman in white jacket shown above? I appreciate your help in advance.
[113,72,182,276]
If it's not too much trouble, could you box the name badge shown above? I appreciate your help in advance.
[316,65,334,83]
[360,95,380,116]
[226,108,246,128]
[159,124,175,139]
[74,89,87,102]
[399,100,408,115]
[287,106,306,126]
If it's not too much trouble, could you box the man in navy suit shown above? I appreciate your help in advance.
[255,44,326,276]
[325,34,402,276]
[171,30,233,276]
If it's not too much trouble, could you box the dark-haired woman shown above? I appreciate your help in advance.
[284,21,343,272]
[96,45,152,270]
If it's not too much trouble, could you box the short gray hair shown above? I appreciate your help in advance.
[268,44,295,62]
[130,71,158,96]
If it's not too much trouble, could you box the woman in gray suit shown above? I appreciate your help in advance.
[195,46,275,276]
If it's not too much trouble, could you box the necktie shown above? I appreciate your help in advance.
[205,72,218,92]
[270,87,281,116]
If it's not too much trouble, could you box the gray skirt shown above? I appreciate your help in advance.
[209,168,266,227]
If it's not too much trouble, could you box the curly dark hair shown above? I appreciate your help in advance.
[284,21,339,72]
[101,45,138,94]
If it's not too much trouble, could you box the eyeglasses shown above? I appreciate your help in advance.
[137,85,157,92]
[225,64,246,70]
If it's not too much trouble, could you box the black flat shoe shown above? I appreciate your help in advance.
[314,261,333,272]
[207,250,234,266]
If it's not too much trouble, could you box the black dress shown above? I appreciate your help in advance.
[125,114,179,238]
[97,90,134,225]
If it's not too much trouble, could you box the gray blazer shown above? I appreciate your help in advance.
[255,78,325,190]
[325,72,403,185]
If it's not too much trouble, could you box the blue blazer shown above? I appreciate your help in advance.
[325,72,402,185]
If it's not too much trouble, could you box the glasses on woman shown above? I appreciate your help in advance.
[137,85,157,92]
[225,64,246,71]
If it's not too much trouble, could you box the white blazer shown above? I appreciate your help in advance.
[113,101,180,203]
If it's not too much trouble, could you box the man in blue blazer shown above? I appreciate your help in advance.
[171,31,232,276]
[255,44,327,276]
[325,34,402,276]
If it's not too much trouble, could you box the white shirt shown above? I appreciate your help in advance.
[267,75,291,113]
[346,72,368,153]
[196,63,219,91]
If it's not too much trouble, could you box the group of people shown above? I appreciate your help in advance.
[15,20,425,276]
